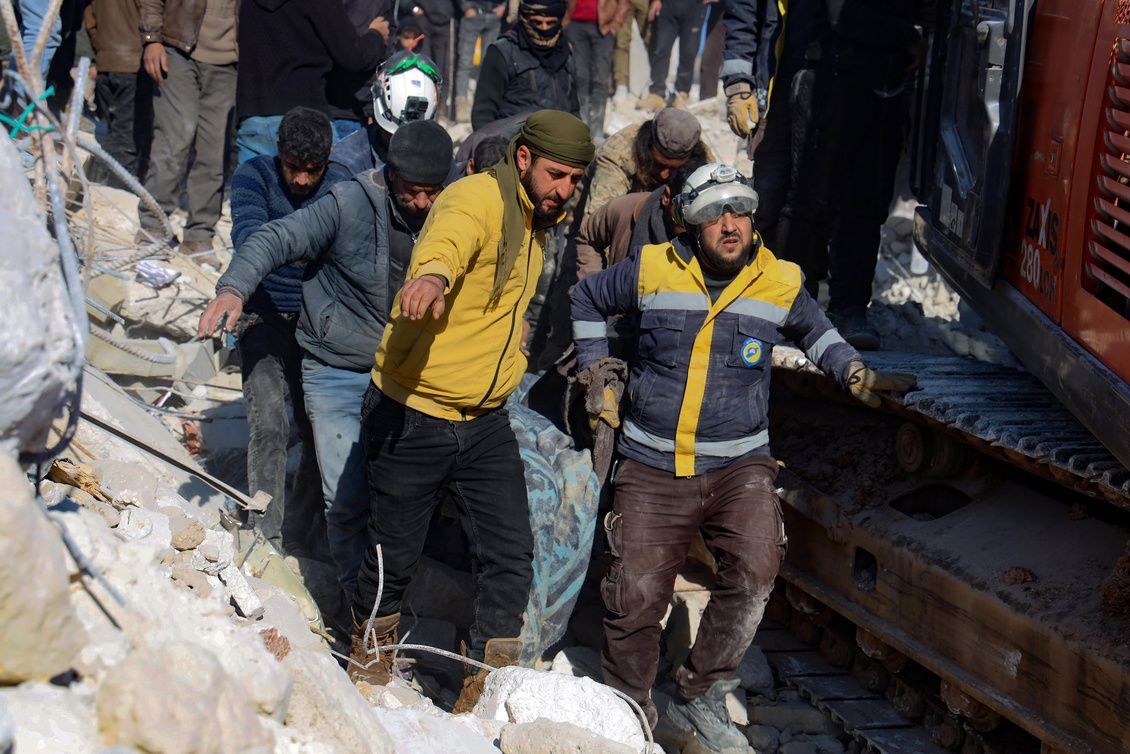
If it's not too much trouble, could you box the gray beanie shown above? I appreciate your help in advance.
[388,120,454,184]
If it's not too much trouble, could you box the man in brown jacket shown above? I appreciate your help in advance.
[574,155,702,278]
[137,0,238,260]
[85,0,151,187]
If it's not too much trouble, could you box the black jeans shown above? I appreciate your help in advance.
[775,54,907,310]
[648,0,707,96]
[238,312,323,554]
[566,21,615,136]
[353,386,534,661]
[90,70,153,187]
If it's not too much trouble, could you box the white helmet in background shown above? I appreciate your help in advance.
[370,52,442,134]
[674,163,759,227]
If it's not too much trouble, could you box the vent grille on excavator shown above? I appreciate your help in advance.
[1088,31,1130,317]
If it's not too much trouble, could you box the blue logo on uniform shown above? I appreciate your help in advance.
[740,337,763,367]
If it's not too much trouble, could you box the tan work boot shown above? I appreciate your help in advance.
[455,95,471,123]
[672,91,690,109]
[452,637,522,713]
[347,610,400,685]
[638,92,666,113]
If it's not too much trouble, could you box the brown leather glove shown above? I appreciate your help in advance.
[846,360,917,408]
[725,82,760,138]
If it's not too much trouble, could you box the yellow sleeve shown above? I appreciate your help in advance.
[407,179,492,293]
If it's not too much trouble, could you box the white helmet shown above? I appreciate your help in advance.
[674,163,759,227]
[370,52,442,134]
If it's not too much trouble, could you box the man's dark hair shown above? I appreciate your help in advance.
[277,107,333,164]
[633,123,708,190]
[667,157,707,195]
[472,135,509,173]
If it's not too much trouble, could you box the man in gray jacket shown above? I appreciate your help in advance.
[197,120,455,598]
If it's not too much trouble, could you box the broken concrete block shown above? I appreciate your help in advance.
[168,509,206,551]
[474,666,646,751]
[499,719,636,754]
[282,646,394,754]
[0,683,99,754]
[748,701,838,737]
[96,642,274,754]
[744,724,780,754]
[219,562,264,619]
[550,645,602,680]
[373,707,499,753]
[0,455,87,683]
[727,686,749,726]
[738,645,774,693]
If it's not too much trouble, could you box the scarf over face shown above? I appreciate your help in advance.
[490,110,594,303]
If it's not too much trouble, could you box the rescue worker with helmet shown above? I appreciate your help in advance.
[570,164,915,753]
[325,51,445,185]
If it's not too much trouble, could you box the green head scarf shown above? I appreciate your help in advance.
[490,110,594,304]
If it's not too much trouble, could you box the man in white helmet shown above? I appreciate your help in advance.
[570,164,915,753]
[324,51,446,185]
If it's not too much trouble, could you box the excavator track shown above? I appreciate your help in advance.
[761,349,1130,754]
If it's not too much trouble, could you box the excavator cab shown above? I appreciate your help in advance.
[912,0,1032,286]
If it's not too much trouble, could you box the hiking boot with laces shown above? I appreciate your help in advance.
[672,91,690,109]
[452,637,522,713]
[656,679,753,754]
[347,609,399,686]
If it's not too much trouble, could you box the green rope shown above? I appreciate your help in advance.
[3,85,56,138]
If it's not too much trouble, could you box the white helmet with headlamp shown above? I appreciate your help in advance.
[370,51,442,134]
[674,163,759,228]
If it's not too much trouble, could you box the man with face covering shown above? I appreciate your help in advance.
[470,0,580,131]
[348,111,595,713]
[198,120,455,601]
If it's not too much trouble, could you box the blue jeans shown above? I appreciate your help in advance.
[7,0,62,100]
[237,115,365,163]
[455,11,501,97]
[300,357,373,597]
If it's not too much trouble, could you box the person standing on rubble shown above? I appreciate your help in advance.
[570,164,915,752]
[347,110,595,713]
[223,106,334,558]
[137,0,238,262]
[197,120,456,600]
[470,0,580,131]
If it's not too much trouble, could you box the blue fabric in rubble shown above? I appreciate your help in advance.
[508,374,601,663]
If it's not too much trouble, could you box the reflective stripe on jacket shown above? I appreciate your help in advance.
[570,236,859,476]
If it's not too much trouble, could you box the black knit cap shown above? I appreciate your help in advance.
[387,120,454,185]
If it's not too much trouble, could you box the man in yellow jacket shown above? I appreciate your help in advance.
[348,111,594,711]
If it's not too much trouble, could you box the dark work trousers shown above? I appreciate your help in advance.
[238,312,325,555]
[139,47,236,244]
[601,456,785,705]
[697,1,724,100]
[648,0,706,96]
[750,60,803,252]
[774,56,907,310]
[566,21,615,137]
[353,385,535,662]
[91,70,153,187]
[455,10,501,97]
[414,15,453,117]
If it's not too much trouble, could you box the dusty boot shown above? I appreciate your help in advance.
[452,637,522,713]
[347,610,399,685]
[639,92,666,113]
[672,90,690,109]
[657,679,753,754]
[613,84,630,105]
[829,305,881,351]
[455,95,471,123]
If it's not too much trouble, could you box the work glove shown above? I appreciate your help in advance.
[725,82,760,138]
[589,386,621,431]
[846,360,917,408]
